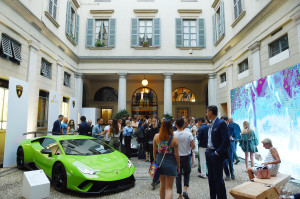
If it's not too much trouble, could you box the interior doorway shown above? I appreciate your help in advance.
[177,108,189,119]
[132,87,158,118]
[220,103,228,117]
[101,109,112,125]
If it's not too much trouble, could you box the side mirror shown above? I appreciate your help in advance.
[41,149,52,157]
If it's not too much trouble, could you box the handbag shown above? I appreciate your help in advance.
[149,136,173,181]
[256,166,271,179]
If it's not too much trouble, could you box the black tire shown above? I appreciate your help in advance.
[16,147,25,170]
[52,162,67,192]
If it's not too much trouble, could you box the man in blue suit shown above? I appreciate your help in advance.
[205,105,230,199]
[228,118,241,164]
[52,115,63,135]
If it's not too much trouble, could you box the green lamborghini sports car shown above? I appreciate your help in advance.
[16,135,135,194]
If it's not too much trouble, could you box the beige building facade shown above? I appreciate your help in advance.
[0,0,300,164]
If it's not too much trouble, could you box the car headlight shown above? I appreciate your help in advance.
[76,166,98,175]
[128,160,132,168]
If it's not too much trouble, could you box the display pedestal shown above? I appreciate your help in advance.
[21,170,50,199]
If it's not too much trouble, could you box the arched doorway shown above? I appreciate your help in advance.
[132,87,158,118]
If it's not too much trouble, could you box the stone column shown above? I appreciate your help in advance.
[74,73,83,120]
[227,64,233,117]
[27,41,39,132]
[208,73,217,106]
[118,73,127,112]
[249,41,261,81]
[164,73,173,115]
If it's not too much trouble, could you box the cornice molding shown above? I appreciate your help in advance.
[133,9,158,14]
[177,9,202,14]
[90,10,114,14]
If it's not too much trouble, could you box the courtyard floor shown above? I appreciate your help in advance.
[0,157,299,199]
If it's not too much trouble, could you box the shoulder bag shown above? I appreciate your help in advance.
[148,136,173,182]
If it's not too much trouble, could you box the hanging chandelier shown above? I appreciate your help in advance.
[141,75,148,86]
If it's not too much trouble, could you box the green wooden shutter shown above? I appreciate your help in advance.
[75,14,79,44]
[65,1,71,36]
[131,18,138,47]
[86,18,94,47]
[197,18,205,47]
[153,18,160,47]
[1,35,13,57]
[212,14,216,44]
[176,18,183,47]
[220,1,225,37]
[108,19,116,47]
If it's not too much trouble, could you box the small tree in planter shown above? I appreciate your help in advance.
[163,113,173,121]
[114,109,130,120]
[142,40,149,47]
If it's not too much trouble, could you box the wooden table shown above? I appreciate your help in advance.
[229,173,291,199]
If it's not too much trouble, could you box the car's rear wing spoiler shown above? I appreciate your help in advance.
[23,131,53,137]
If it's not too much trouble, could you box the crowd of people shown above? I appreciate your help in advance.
[51,104,283,199]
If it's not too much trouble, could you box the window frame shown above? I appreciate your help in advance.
[238,59,249,74]
[40,58,52,79]
[63,72,71,87]
[183,19,197,47]
[138,19,153,47]
[269,34,289,58]
[233,0,243,20]
[94,19,109,47]
[37,90,49,129]
[48,0,58,20]
[0,81,9,130]
[220,73,226,83]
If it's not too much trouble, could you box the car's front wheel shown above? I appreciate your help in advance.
[52,162,67,192]
[16,147,25,170]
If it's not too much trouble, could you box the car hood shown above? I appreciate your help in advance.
[68,152,129,173]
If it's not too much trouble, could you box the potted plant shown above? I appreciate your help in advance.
[95,40,104,47]
[142,40,149,47]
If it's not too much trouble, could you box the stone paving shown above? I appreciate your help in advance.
[0,157,299,199]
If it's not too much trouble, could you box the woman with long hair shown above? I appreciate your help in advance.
[239,121,258,170]
[153,120,180,199]
[108,119,120,151]
[67,119,77,135]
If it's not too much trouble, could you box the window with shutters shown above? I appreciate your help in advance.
[86,18,116,48]
[238,59,248,74]
[139,19,153,47]
[269,34,289,58]
[233,0,243,20]
[37,90,49,128]
[41,58,52,79]
[66,1,79,44]
[95,20,109,47]
[0,34,22,65]
[212,1,225,45]
[0,79,9,130]
[176,18,205,48]
[64,72,71,87]
[48,0,57,20]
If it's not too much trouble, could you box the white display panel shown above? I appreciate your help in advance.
[47,90,60,132]
[3,77,29,167]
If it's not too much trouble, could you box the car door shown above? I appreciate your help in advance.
[35,138,62,176]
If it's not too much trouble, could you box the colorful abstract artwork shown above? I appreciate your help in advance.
[231,64,300,179]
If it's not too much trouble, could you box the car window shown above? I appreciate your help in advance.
[59,139,114,155]
[42,138,62,155]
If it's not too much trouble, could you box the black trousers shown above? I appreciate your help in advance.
[124,136,132,158]
[205,149,227,199]
[176,155,191,194]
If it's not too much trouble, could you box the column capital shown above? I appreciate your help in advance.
[56,59,64,67]
[208,73,217,79]
[163,73,173,78]
[29,40,40,51]
[290,6,300,24]
[117,73,127,78]
[74,72,83,78]
[248,41,261,53]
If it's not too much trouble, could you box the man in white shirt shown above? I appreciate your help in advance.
[174,118,195,199]
[104,119,112,144]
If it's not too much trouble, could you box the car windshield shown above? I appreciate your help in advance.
[59,139,114,155]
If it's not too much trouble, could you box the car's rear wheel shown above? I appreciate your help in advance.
[16,147,25,170]
[52,162,67,192]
